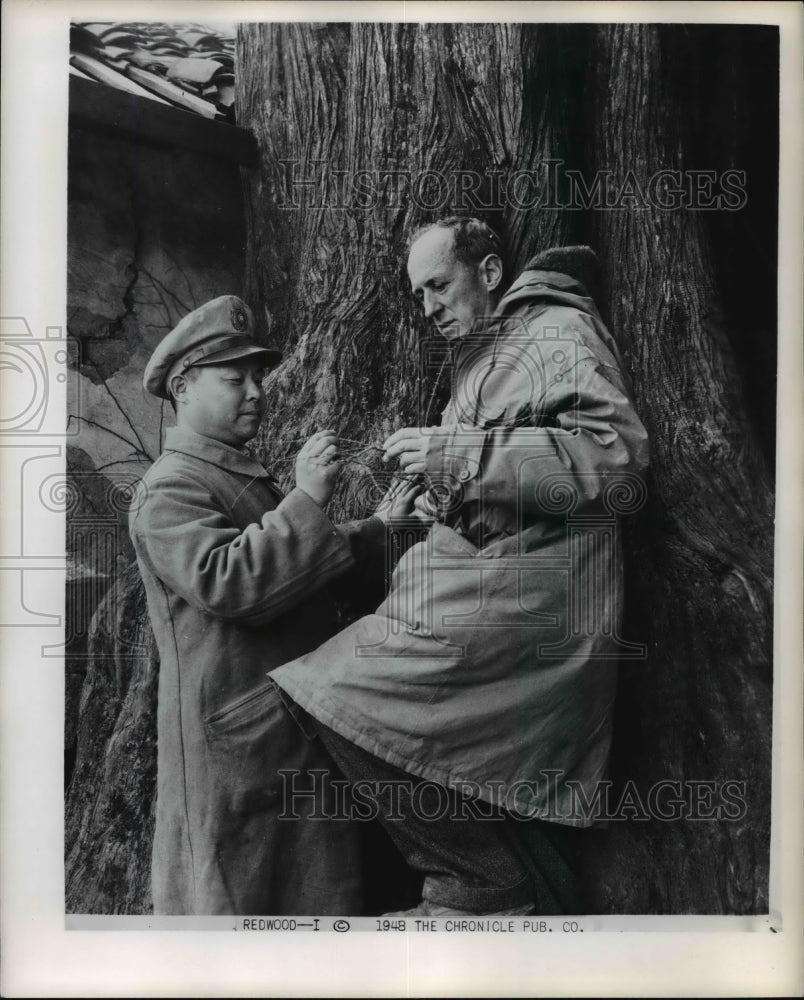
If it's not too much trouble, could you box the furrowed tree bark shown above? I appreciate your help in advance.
[579,24,774,913]
[65,22,775,915]
[65,565,157,913]
[237,22,580,524]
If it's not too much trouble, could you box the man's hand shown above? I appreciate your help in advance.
[373,477,432,528]
[295,430,341,508]
[382,427,433,473]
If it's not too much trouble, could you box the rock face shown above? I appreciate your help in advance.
[64,122,247,785]
[67,122,247,474]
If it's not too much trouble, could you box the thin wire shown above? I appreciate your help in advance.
[266,354,452,501]
[270,439,384,465]
[269,345,452,467]
[269,440,427,487]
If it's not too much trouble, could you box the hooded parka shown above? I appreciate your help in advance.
[271,252,649,827]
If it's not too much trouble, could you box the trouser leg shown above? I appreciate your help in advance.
[306,715,535,913]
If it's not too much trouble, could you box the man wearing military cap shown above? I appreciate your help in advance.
[130,294,418,915]
[142,294,281,400]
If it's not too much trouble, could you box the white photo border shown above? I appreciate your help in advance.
[1,1,801,996]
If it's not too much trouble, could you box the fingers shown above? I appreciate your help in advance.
[308,443,340,465]
[376,474,425,508]
[413,493,430,513]
[309,432,338,457]
[298,430,339,462]
[383,437,417,461]
[387,476,422,497]
[299,429,431,467]
[384,476,408,497]
[384,480,424,507]
[412,492,437,523]
[382,428,410,451]
[300,430,335,448]
[376,479,405,514]
[397,480,425,498]
[382,428,427,462]
[384,443,426,468]
[389,444,427,472]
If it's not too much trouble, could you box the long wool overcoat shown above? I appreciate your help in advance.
[130,426,385,914]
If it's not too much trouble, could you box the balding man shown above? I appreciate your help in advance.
[271,219,650,916]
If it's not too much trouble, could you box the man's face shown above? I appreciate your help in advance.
[407,227,495,341]
[176,361,267,448]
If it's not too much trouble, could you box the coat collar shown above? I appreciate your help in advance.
[450,267,613,371]
[162,426,272,479]
[450,268,599,360]
[497,268,599,317]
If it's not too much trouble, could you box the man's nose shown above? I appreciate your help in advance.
[422,291,440,319]
[245,378,262,400]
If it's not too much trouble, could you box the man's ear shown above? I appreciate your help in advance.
[168,373,188,405]
[479,253,503,293]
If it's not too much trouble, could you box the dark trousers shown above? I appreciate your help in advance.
[286,698,580,914]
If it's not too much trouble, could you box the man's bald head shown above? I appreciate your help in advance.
[407,217,504,273]
[407,218,504,341]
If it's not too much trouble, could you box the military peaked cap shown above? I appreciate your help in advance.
[143,295,281,399]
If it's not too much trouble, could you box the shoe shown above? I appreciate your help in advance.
[383,899,535,917]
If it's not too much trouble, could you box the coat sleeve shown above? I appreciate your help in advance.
[334,515,388,564]
[130,474,357,626]
[424,316,650,520]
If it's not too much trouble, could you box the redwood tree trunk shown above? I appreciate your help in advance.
[65,21,776,915]
[65,564,157,913]
[577,23,774,913]
[236,22,581,524]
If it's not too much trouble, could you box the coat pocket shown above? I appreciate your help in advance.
[204,680,307,816]
[204,679,282,735]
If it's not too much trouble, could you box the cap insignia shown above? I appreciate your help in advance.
[230,303,249,332]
